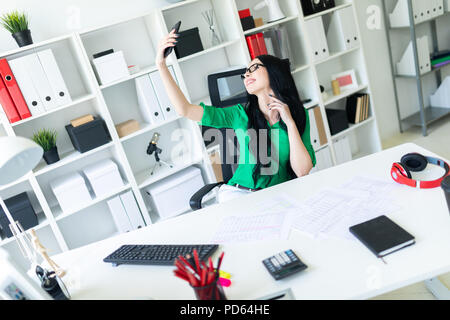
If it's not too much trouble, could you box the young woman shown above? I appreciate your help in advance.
[155,30,316,203]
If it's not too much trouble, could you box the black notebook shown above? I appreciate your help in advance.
[349,215,415,258]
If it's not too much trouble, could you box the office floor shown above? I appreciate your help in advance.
[372,115,450,300]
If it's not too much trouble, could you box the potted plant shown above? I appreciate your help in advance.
[0,11,33,47]
[32,129,60,165]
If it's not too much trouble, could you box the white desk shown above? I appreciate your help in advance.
[50,143,450,300]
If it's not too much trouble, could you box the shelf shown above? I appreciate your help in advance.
[315,47,360,66]
[33,142,114,177]
[390,11,450,29]
[243,16,299,35]
[0,34,74,58]
[315,143,329,153]
[11,94,96,127]
[0,174,30,192]
[99,65,160,90]
[291,64,310,74]
[402,106,450,127]
[120,116,183,143]
[161,0,202,11]
[53,184,131,221]
[396,63,450,79]
[332,117,375,139]
[177,40,241,63]
[323,84,368,106]
[304,101,319,110]
[0,211,50,247]
[136,155,203,189]
[304,3,353,21]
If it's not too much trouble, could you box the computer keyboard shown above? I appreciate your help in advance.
[103,244,219,266]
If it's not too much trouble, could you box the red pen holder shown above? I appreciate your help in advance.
[191,276,227,300]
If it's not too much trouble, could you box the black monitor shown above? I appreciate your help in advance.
[207,67,248,107]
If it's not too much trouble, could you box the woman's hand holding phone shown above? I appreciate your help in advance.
[155,28,179,67]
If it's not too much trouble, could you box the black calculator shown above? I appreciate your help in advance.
[262,250,307,280]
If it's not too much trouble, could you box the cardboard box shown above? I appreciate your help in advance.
[115,119,140,138]
[71,114,94,127]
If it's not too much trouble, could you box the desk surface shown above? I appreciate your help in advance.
[51,143,450,300]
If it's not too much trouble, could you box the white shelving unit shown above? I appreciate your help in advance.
[0,0,381,270]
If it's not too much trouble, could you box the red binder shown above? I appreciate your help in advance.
[256,33,268,55]
[0,59,31,120]
[0,76,20,123]
[246,34,260,60]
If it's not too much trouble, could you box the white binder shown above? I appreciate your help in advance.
[8,58,45,117]
[445,0,450,12]
[334,136,352,165]
[305,16,329,62]
[37,49,72,106]
[315,147,333,172]
[308,108,320,150]
[326,6,360,53]
[135,75,165,124]
[107,196,133,234]
[434,0,445,16]
[430,76,450,108]
[389,0,420,27]
[120,191,145,230]
[17,54,58,111]
[396,36,430,76]
[149,67,178,121]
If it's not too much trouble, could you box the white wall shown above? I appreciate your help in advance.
[0,0,401,142]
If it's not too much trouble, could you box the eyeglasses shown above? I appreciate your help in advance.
[241,63,265,80]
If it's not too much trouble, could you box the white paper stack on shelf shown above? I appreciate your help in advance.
[389,0,444,28]
[326,6,360,53]
[430,76,450,108]
[396,36,431,76]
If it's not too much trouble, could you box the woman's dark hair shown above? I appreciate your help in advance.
[244,54,307,186]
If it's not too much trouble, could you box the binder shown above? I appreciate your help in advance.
[0,59,31,120]
[107,196,133,234]
[275,26,292,63]
[308,108,320,150]
[389,0,420,27]
[430,76,450,108]
[396,36,431,76]
[326,6,359,53]
[0,77,20,123]
[8,58,45,117]
[305,16,329,62]
[13,54,58,111]
[445,0,450,12]
[37,49,72,106]
[256,33,268,55]
[264,29,281,58]
[315,147,333,171]
[135,75,165,124]
[120,191,145,230]
[313,106,328,146]
[246,34,260,59]
[149,67,178,121]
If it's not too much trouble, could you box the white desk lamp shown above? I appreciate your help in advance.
[0,136,43,263]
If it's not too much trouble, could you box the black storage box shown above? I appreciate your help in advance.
[65,117,111,153]
[175,27,204,59]
[0,192,38,238]
[240,16,255,31]
[326,109,349,136]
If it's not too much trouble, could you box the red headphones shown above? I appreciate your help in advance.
[391,153,450,189]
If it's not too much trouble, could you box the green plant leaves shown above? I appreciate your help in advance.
[1,11,29,34]
[32,129,57,152]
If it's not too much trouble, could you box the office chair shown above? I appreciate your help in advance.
[189,127,239,211]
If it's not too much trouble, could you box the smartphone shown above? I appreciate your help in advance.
[164,21,181,58]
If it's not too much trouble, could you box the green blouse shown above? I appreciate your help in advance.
[198,102,316,189]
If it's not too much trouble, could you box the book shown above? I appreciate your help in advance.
[349,215,415,258]
[355,96,362,123]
